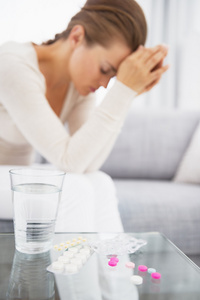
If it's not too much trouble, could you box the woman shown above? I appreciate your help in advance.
[0,0,168,232]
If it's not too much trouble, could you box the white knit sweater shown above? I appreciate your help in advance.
[0,41,136,173]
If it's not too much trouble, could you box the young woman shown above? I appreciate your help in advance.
[0,0,168,232]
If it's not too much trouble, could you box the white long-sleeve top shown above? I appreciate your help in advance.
[0,41,136,173]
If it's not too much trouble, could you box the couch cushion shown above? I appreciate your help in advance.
[101,110,200,179]
[115,179,200,255]
[0,220,14,232]
[174,122,200,184]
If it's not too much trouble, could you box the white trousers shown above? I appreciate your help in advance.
[0,165,123,233]
[55,171,124,233]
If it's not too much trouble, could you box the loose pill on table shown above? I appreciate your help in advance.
[108,260,117,267]
[138,265,148,272]
[125,262,135,269]
[151,272,161,279]
[111,257,119,263]
[130,275,143,285]
[148,268,156,274]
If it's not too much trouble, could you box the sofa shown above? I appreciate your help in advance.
[100,109,200,262]
[1,109,200,263]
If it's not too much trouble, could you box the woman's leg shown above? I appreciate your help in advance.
[55,173,96,232]
[55,171,123,233]
[86,171,124,232]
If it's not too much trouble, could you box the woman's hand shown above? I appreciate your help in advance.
[117,44,169,94]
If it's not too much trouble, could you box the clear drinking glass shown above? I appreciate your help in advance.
[9,168,65,254]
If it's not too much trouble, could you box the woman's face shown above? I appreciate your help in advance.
[68,39,131,96]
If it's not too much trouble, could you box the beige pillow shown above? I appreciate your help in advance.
[174,123,200,184]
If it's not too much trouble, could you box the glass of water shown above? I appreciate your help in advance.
[9,168,65,254]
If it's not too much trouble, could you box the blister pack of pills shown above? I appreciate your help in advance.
[47,237,93,275]
[89,234,147,256]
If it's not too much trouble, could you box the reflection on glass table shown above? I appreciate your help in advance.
[0,232,200,300]
[7,250,55,300]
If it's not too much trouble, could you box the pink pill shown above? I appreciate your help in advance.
[108,260,117,267]
[110,257,119,263]
[138,265,148,272]
[125,262,135,269]
[151,272,161,279]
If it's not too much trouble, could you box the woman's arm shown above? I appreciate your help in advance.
[67,81,136,172]
[0,45,168,173]
[0,54,136,173]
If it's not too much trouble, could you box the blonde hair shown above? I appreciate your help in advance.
[43,0,147,51]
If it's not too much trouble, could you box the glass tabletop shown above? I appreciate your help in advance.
[0,232,199,300]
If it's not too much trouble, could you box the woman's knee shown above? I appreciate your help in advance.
[86,171,116,193]
[60,173,95,207]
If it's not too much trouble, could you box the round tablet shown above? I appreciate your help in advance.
[138,265,148,272]
[80,248,90,255]
[70,258,83,268]
[108,260,117,267]
[52,261,64,270]
[130,275,143,285]
[64,251,74,258]
[74,253,87,263]
[80,249,90,258]
[148,268,156,274]
[151,272,161,279]
[125,262,135,269]
[110,257,119,263]
[58,256,70,264]
[69,247,79,253]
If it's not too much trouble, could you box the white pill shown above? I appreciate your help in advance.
[83,246,90,251]
[74,253,87,263]
[65,264,78,273]
[63,251,74,258]
[58,256,70,264]
[130,275,143,285]
[70,258,83,269]
[80,249,90,258]
[76,245,83,250]
[69,247,79,253]
[52,261,64,270]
